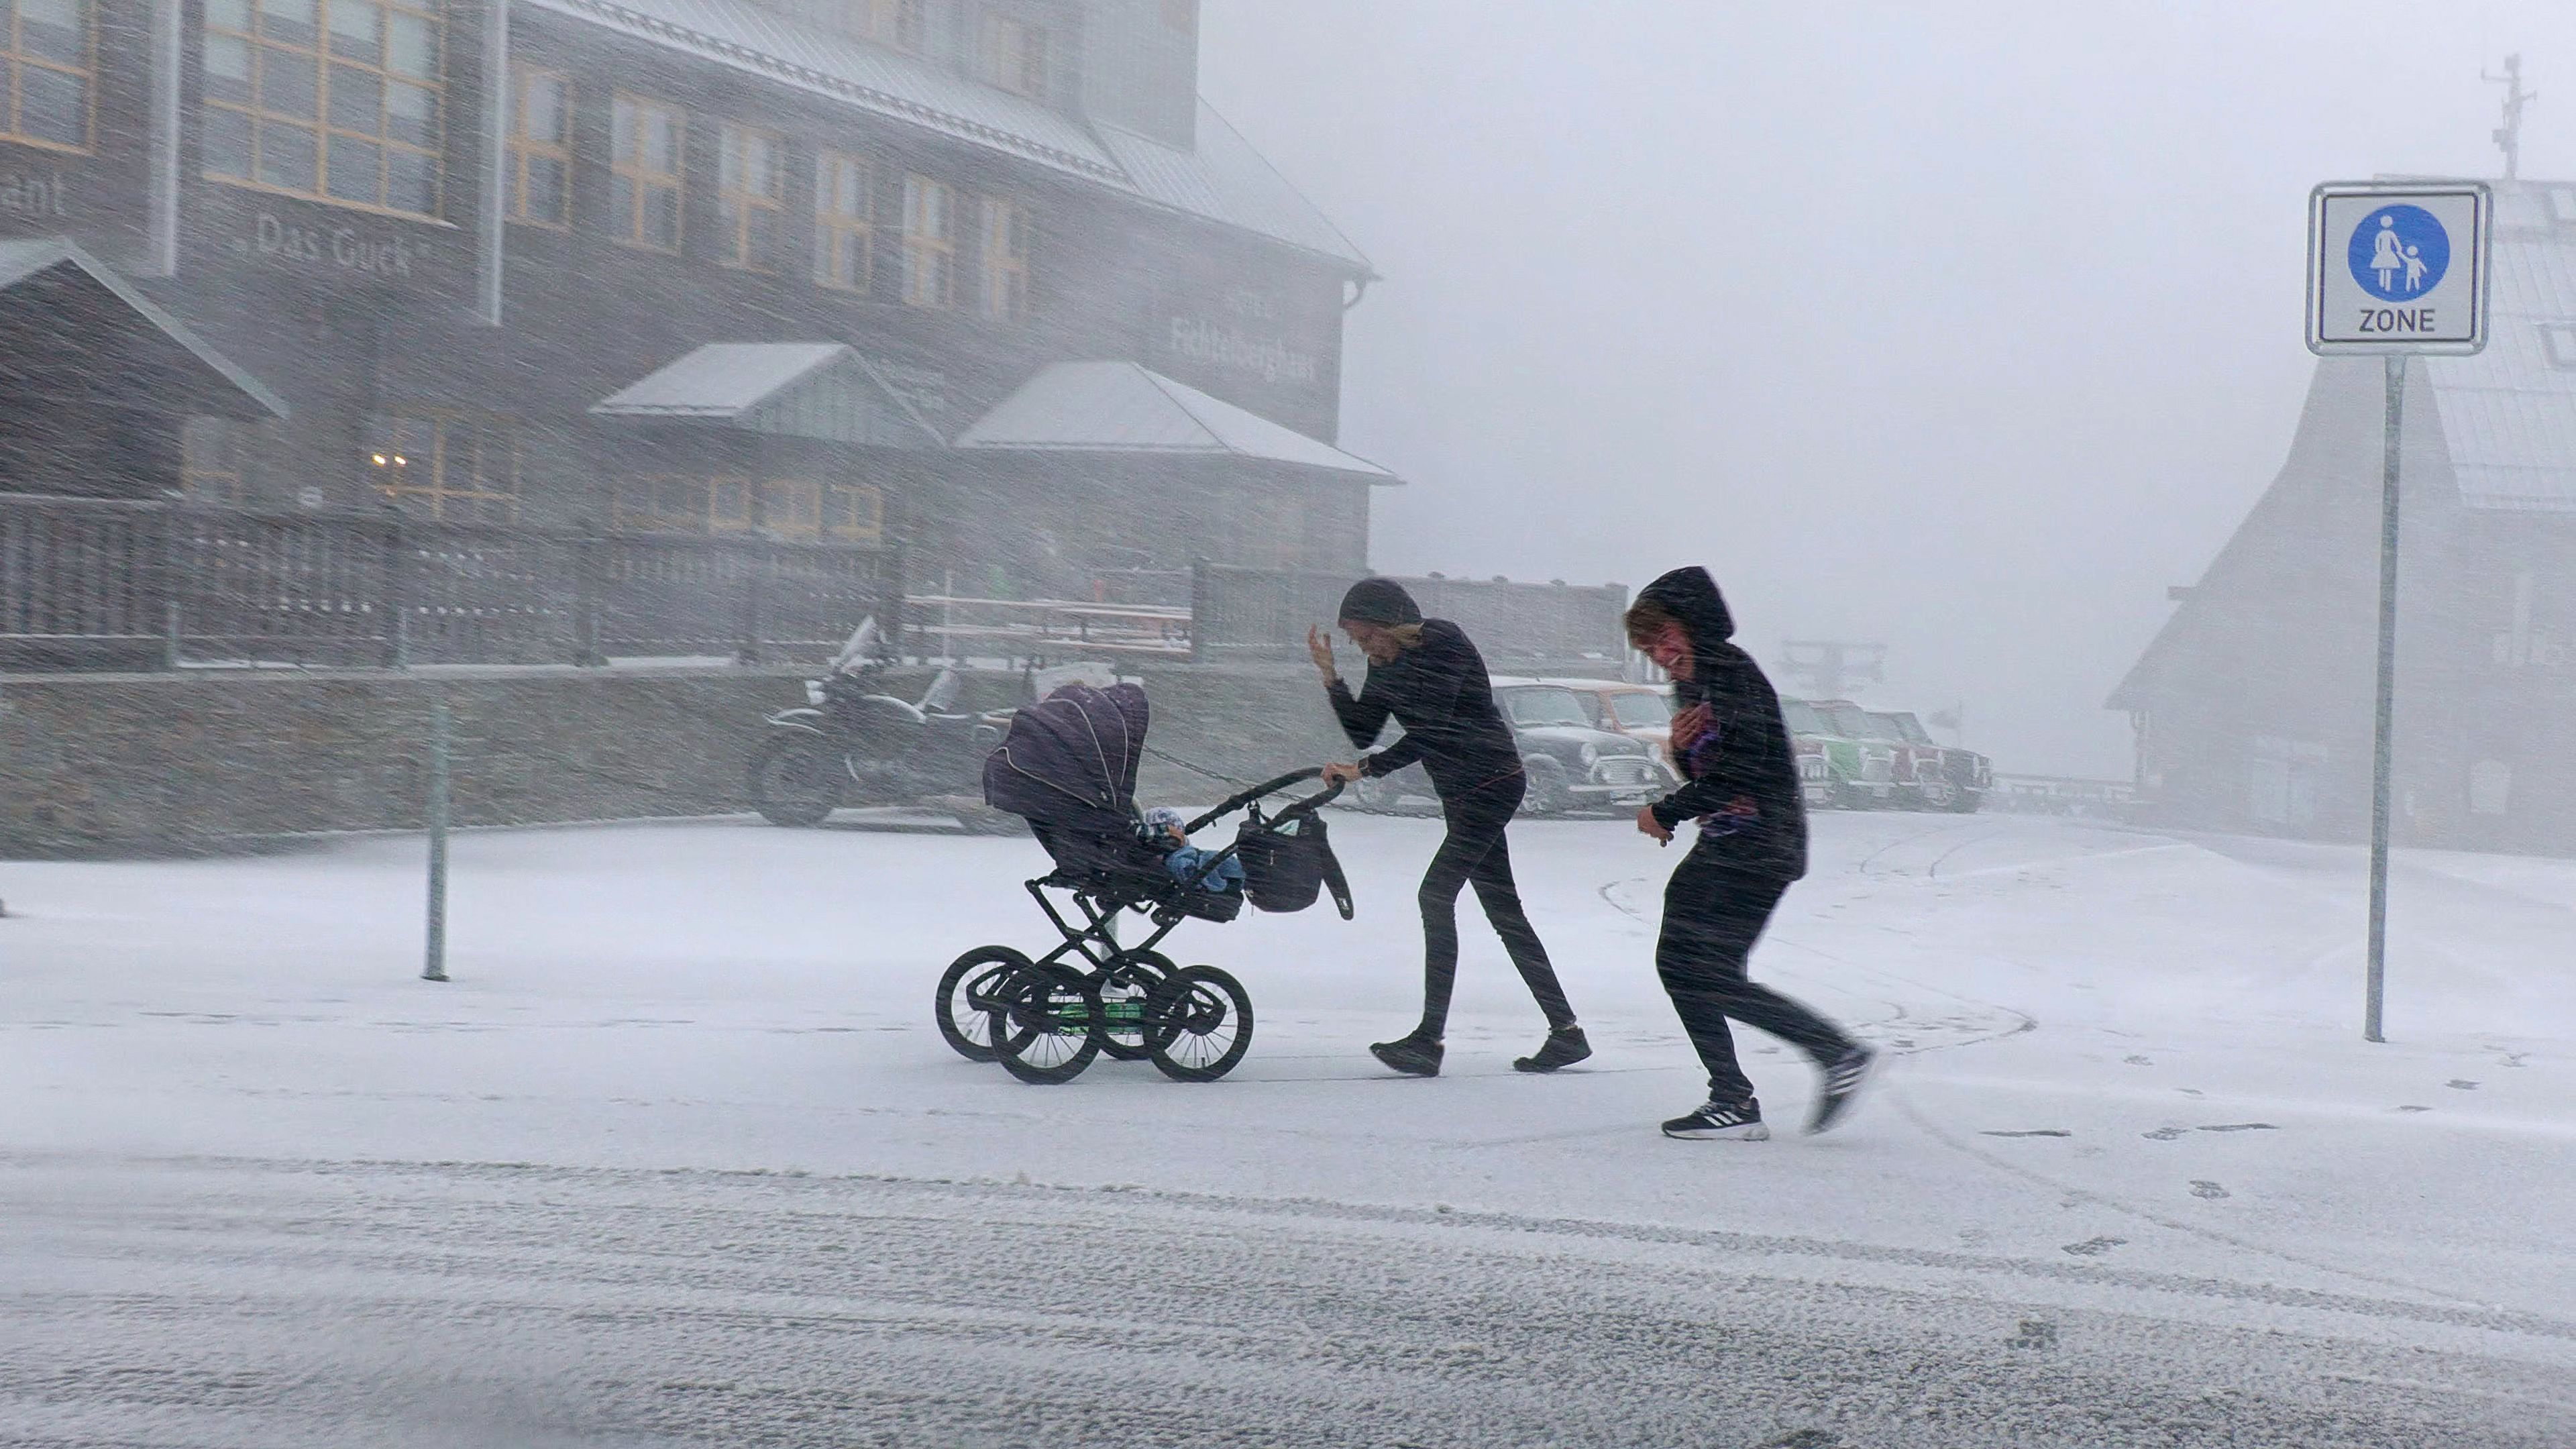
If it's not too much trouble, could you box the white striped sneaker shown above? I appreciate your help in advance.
[1662,1099,1771,1141]
[1806,1046,1880,1135]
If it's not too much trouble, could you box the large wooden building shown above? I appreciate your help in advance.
[2111,178,2576,855]
[0,0,1389,596]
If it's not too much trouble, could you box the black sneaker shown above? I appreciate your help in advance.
[1513,1025,1592,1073]
[1662,1098,1770,1140]
[1369,1033,1444,1077]
[1806,1045,1880,1135]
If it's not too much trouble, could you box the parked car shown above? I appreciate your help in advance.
[1780,698,1843,810]
[1349,681,1672,816]
[1870,710,1990,813]
[1543,678,1676,761]
[1799,700,1902,810]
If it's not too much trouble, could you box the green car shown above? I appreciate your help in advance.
[1784,699,1900,810]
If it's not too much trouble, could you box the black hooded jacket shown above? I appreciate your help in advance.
[1639,567,1808,880]
[1328,619,1523,800]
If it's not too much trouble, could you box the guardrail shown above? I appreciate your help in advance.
[1,492,900,670]
[1986,774,2138,818]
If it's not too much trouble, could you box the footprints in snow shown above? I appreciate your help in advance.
[2189,1180,2231,1200]
[2060,1235,2127,1257]
[2143,1122,2275,1140]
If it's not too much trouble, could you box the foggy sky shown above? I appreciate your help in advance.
[1199,1,2576,776]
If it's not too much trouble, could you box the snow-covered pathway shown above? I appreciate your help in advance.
[5,809,2571,1444]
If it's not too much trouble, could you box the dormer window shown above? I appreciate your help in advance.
[2542,322,2576,369]
[983,14,1048,100]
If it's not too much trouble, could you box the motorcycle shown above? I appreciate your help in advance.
[747,620,1021,832]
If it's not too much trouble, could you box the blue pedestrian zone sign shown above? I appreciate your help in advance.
[2308,182,2489,355]
[2348,205,2449,301]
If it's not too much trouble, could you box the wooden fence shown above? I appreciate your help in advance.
[1,492,899,670]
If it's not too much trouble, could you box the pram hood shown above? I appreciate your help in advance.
[982,681,1148,838]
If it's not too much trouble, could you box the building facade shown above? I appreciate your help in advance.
[0,0,1385,594]
[2110,179,2576,855]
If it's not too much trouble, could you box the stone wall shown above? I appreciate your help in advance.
[0,661,1356,857]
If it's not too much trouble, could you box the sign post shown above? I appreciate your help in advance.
[2305,180,2491,1042]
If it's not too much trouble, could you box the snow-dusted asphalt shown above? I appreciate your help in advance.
[5,808,2573,1446]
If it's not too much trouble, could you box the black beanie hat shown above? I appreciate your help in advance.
[1337,577,1421,627]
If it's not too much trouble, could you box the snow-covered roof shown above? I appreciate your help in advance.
[2426,198,2576,510]
[955,360,1396,479]
[518,0,1371,274]
[1097,103,1373,274]
[0,237,287,419]
[591,342,943,447]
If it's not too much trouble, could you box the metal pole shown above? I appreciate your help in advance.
[423,696,451,983]
[2365,354,2404,1042]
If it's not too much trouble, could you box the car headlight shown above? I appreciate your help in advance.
[1580,743,1599,767]
[803,680,826,706]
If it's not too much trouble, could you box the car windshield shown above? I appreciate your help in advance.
[1815,703,1878,736]
[1884,712,1935,745]
[1781,700,1827,735]
[1499,688,1593,728]
[1609,692,1670,728]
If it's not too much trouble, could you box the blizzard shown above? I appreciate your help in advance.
[4,808,2571,1446]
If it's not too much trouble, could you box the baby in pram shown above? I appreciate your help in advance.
[1142,807,1246,895]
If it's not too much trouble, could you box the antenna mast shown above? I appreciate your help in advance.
[2484,54,2536,180]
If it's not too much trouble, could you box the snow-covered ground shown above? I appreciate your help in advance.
[5,808,2573,1446]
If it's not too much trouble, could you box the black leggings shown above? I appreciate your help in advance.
[1657,843,1854,1105]
[1415,774,1575,1036]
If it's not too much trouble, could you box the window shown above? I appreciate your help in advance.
[979,195,1029,322]
[505,66,571,227]
[181,419,254,503]
[2543,323,2576,370]
[762,480,883,542]
[716,122,783,270]
[981,14,1048,99]
[3,0,92,150]
[612,475,767,535]
[610,93,684,252]
[201,0,444,216]
[901,172,952,308]
[869,0,922,52]
[814,150,874,292]
[366,413,519,523]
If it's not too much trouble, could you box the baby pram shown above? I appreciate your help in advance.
[934,681,1352,1084]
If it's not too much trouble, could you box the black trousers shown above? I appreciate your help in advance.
[1657,839,1854,1106]
[1415,773,1576,1036]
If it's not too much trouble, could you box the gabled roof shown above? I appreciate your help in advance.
[955,360,1397,480]
[517,0,1371,274]
[2426,211,2576,510]
[1098,103,1373,274]
[0,237,286,419]
[592,342,943,447]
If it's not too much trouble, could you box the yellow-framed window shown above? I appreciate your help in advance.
[761,479,822,539]
[3,0,93,151]
[201,0,444,217]
[821,482,883,542]
[869,0,922,52]
[609,91,684,252]
[979,195,1029,323]
[717,121,782,271]
[900,172,952,309]
[814,150,873,293]
[981,13,1047,100]
[365,413,520,524]
[505,65,570,227]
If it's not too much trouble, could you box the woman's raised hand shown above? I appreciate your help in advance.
[1307,625,1338,682]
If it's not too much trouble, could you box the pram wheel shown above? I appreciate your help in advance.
[936,946,1032,1063]
[1095,951,1175,1062]
[1144,965,1254,1083]
[989,961,1104,1085]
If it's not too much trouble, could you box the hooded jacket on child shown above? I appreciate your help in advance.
[1638,566,1808,880]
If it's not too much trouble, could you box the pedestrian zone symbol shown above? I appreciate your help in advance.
[2348,206,2449,303]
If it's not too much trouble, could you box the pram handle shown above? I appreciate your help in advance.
[1184,768,1341,835]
